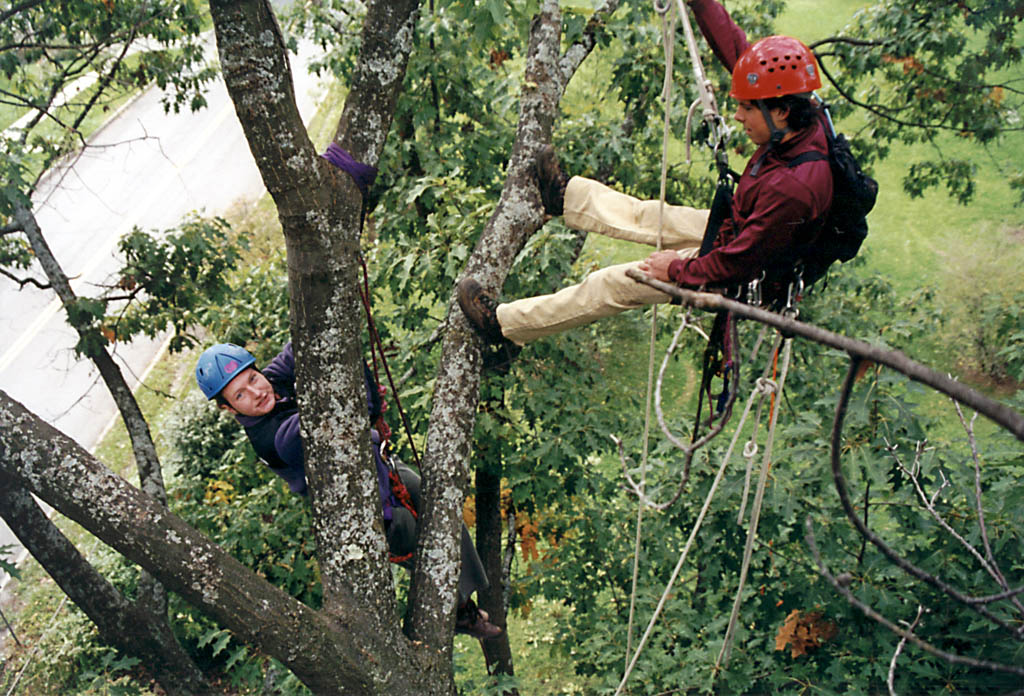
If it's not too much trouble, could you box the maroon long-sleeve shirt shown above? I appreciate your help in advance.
[667,0,833,288]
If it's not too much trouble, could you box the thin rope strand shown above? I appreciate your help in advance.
[626,0,678,671]
[614,357,771,696]
[716,338,793,669]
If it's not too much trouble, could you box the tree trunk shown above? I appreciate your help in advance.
[412,0,621,656]
[0,475,207,695]
[475,466,517,688]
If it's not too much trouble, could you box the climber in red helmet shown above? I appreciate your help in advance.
[458,0,833,349]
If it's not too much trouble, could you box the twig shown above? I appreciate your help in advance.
[888,438,1009,599]
[0,605,20,647]
[805,517,1024,677]
[829,358,1022,638]
[887,605,923,696]
[0,268,50,290]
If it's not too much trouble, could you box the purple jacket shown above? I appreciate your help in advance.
[668,0,833,287]
[236,343,393,515]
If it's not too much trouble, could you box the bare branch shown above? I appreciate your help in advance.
[624,271,1024,442]
[0,0,47,24]
[815,56,1024,135]
[805,517,1024,677]
[829,357,1022,638]
[0,267,50,290]
[888,605,924,696]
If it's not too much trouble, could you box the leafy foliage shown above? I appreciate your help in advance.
[109,216,249,353]
[814,0,1024,203]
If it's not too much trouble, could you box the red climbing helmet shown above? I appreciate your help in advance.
[730,36,821,101]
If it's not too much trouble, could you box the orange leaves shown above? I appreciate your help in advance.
[462,495,476,527]
[774,609,837,658]
[883,54,924,75]
[519,518,539,561]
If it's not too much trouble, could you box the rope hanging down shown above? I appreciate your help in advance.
[626,0,735,668]
[618,1,803,689]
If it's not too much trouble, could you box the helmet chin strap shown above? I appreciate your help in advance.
[750,99,792,176]
[757,99,791,146]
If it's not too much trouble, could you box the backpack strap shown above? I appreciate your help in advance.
[786,151,828,168]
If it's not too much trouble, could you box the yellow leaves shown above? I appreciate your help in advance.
[989,86,1005,105]
[774,609,837,658]
[462,495,476,527]
[204,479,235,506]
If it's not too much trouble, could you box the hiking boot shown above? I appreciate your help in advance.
[456,600,503,641]
[457,278,504,345]
[535,144,568,216]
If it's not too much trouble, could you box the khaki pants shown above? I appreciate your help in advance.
[495,177,709,345]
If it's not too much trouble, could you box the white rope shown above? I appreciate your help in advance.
[614,341,779,696]
[625,0,679,670]
[4,595,68,696]
[716,337,794,669]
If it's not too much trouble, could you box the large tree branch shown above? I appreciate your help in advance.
[210,0,442,673]
[413,0,623,652]
[0,390,442,695]
[0,474,208,694]
[12,202,173,618]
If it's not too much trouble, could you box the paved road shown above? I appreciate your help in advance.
[0,37,329,582]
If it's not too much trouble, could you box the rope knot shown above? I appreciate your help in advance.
[742,441,759,459]
[755,377,778,394]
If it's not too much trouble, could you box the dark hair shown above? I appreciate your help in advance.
[762,94,819,131]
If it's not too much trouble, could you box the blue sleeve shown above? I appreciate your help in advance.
[273,412,307,496]
[262,342,295,389]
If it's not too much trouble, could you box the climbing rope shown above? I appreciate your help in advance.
[617,0,809,687]
[717,336,792,668]
[625,0,679,668]
[614,328,786,695]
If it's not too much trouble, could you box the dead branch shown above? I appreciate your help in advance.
[624,271,1024,442]
[805,517,1024,678]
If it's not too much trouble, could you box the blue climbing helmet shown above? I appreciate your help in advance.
[195,343,256,399]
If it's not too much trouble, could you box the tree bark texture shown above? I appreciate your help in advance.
[211,0,395,633]
[408,0,562,656]
[0,474,207,695]
[412,0,622,655]
[210,0,457,689]
[0,390,445,695]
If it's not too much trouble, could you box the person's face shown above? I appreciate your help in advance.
[733,100,789,147]
[220,367,276,417]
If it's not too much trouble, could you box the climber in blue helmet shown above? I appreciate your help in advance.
[195,341,501,639]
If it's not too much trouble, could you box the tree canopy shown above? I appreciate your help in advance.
[0,1,1022,694]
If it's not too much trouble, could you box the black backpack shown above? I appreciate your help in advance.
[781,110,878,288]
